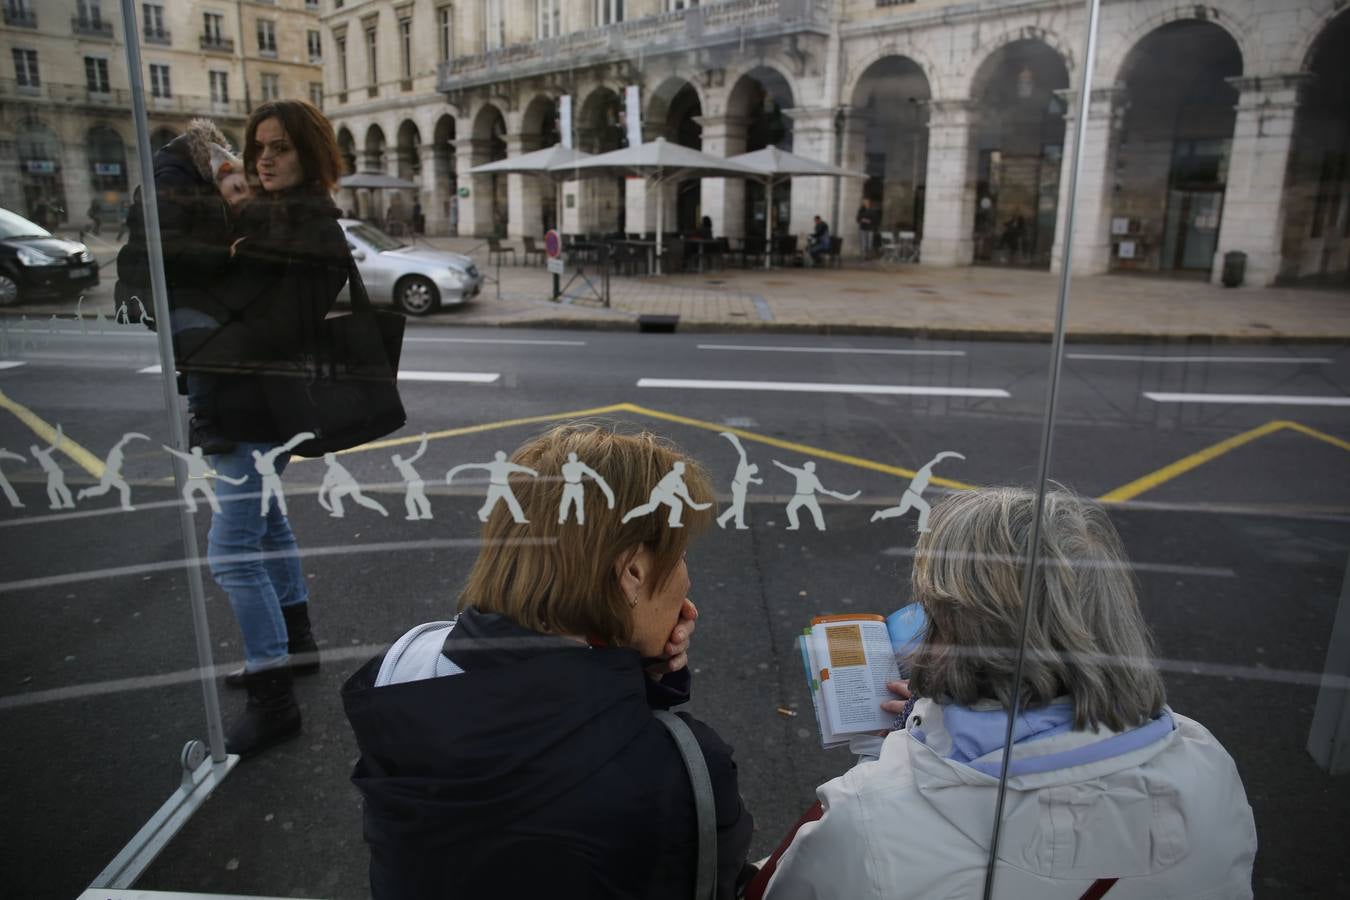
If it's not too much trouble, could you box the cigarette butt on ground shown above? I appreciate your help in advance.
[776,706,798,718]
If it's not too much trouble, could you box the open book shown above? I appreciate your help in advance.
[799,605,927,749]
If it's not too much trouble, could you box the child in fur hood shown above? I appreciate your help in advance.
[115,118,257,453]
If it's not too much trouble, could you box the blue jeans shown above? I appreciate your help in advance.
[207,442,309,670]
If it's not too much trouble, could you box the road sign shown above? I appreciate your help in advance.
[544,229,562,258]
[547,257,565,275]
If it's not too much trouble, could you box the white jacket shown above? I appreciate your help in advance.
[764,698,1256,900]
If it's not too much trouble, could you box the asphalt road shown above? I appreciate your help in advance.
[1,323,1347,898]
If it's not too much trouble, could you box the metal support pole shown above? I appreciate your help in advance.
[118,0,227,766]
[980,0,1102,897]
[90,1,240,886]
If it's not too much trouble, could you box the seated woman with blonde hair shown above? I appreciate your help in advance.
[343,423,754,899]
[764,487,1256,900]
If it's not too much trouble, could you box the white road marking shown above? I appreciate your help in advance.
[698,343,965,357]
[138,364,162,374]
[637,377,1009,398]
[140,364,500,383]
[1069,353,1333,365]
[404,336,586,346]
[0,361,26,370]
[1145,391,1350,407]
[398,370,500,383]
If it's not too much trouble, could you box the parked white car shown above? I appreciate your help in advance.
[340,219,482,316]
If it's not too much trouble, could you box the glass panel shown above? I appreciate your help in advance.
[23,0,1345,898]
[990,1,1350,898]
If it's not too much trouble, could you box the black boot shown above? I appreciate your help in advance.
[225,602,320,688]
[225,665,301,758]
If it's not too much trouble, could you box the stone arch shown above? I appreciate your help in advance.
[86,124,128,206]
[577,86,624,153]
[842,43,941,105]
[470,103,508,235]
[363,123,387,172]
[520,93,560,149]
[848,55,933,243]
[1108,18,1243,275]
[714,57,804,119]
[646,76,706,139]
[1278,6,1350,284]
[1295,4,1350,71]
[968,38,1071,268]
[1103,5,1252,87]
[952,26,1076,102]
[16,118,66,225]
[431,113,457,235]
[336,126,357,174]
[724,66,796,240]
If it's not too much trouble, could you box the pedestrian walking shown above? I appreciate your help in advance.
[856,197,879,260]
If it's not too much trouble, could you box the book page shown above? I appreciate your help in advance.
[815,619,900,735]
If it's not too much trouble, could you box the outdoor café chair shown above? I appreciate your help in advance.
[488,237,517,266]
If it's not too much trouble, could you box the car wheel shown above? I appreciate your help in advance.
[395,275,439,316]
[0,272,19,307]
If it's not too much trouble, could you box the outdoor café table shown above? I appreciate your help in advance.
[612,239,657,275]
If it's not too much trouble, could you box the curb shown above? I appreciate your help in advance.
[402,310,1350,346]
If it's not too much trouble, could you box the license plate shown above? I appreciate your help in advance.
[68,266,92,279]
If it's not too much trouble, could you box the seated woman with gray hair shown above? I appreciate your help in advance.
[764,487,1256,899]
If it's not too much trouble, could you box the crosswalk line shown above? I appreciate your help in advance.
[1145,391,1350,407]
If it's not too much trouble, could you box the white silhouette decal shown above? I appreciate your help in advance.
[0,448,25,509]
[716,432,763,531]
[163,445,246,513]
[75,297,88,335]
[30,425,75,510]
[392,434,433,521]
[559,451,615,525]
[318,452,389,519]
[134,298,154,329]
[77,432,151,511]
[621,461,711,529]
[252,432,314,517]
[870,451,965,533]
[772,460,860,532]
[19,316,38,353]
[446,451,539,524]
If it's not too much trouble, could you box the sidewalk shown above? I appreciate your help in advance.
[25,230,1350,343]
[419,236,1350,343]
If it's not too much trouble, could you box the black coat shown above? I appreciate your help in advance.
[192,188,349,443]
[342,608,755,900]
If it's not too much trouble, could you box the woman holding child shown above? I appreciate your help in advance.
[184,100,350,757]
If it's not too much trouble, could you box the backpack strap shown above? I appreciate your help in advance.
[654,710,718,900]
[1079,878,1119,900]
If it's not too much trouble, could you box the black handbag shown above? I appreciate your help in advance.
[263,253,406,457]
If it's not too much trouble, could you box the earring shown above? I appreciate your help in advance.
[628,592,638,608]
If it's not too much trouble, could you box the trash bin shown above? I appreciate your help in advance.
[1222,251,1246,288]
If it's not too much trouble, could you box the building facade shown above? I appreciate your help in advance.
[0,0,324,229]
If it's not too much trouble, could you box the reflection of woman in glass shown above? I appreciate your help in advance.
[343,424,754,899]
[762,488,1255,899]
[200,100,351,757]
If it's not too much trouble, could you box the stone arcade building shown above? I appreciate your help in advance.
[325,0,1348,287]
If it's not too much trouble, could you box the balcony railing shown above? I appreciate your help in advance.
[3,6,36,27]
[200,34,234,53]
[144,28,171,45]
[437,0,829,93]
[72,15,114,38]
[0,78,250,117]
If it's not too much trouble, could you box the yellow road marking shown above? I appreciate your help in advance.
[0,389,105,478]
[1282,420,1350,453]
[1098,419,1349,503]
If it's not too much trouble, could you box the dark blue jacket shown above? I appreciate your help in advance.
[342,607,755,900]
